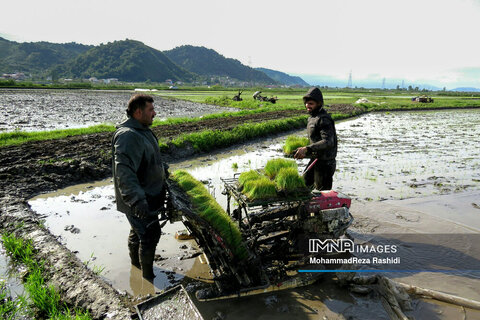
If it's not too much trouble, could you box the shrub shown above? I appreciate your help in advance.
[172,170,248,260]
[283,135,309,155]
[264,158,298,179]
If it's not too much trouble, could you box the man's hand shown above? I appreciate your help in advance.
[294,147,308,159]
[132,199,150,219]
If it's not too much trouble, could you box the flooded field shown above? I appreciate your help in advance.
[27,109,480,319]
[0,89,232,132]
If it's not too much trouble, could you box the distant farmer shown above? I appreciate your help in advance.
[294,87,337,190]
[253,91,262,100]
[112,94,168,282]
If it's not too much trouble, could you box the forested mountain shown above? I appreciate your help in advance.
[256,67,309,86]
[164,45,276,84]
[54,40,194,82]
[1,38,289,85]
[0,37,92,74]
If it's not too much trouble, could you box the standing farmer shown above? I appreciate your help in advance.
[294,87,337,190]
[112,94,168,282]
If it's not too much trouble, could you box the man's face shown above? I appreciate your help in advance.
[305,100,319,113]
[136,102,156,126]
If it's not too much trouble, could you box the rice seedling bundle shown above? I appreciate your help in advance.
[243,176,277,200]
[238,170,262,188]
[274,167,307,193]
[172,170,248,260]
[264,158,298,179]
[283,135,309,155]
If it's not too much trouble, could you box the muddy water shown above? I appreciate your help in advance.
[0,89,234,132]
[335,109,480,201]
[28,109,480,319]
[29,182,199,297]
[0,244,30,319]
[0,247,26,299]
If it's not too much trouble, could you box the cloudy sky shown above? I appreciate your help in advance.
[1,0,480,88]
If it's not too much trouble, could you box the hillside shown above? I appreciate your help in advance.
[256,67,309,86]
[0,37,92,75]
[55,40,194,82]
[164,45,276,84]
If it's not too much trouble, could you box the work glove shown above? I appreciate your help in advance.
[132,199,150,219]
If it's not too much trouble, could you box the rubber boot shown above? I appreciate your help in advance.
[139,246,156,282]
[128,241,141,268]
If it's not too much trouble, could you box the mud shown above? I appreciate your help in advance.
[334,109,480,201]
[0,89,235,132]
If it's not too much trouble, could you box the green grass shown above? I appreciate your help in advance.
[264,158,298,179]
[0,280,28,320]
[242,176,277,200]
[283,135,310,155]
[1,233,92,320]
[0,124,115,148]
[171,170,248,260]
[274,167,307,193]
[238,170,262,188]
[167,116,308,153]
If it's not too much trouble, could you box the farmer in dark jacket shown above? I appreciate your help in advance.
[112,94,168,282]
[294,87,337,190]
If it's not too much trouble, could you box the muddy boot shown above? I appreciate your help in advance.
[139,247,156,282]
[128,241,141,268]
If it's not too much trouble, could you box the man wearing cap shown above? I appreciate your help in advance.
[294,87,338,190]
[112,94,168,282]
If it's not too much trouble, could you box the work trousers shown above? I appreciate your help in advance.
[304,159,336,190]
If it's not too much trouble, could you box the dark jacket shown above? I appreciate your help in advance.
[306,107,337,161]
[112,117,166,214]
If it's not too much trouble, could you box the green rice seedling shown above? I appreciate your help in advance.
[172,170,248,260]
[238,170,262,188]
[231,162,238,170]
[264,158,298,179]
[283,135,309,155]
[243,177,277,200]
[0,281,27,319]
[274,167,307,193]
[1,233,93,319]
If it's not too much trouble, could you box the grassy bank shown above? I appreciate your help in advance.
[0,233,91,320]
[159,112,353,153]
[164,116,308,152]
[0,104,301,148]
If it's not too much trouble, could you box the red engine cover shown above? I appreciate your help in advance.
[306,190,351,212]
